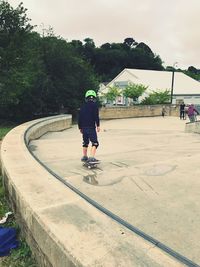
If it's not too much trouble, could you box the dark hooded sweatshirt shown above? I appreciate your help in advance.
[78,101,100,129]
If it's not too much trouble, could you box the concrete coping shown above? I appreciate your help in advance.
[0,115,184,267]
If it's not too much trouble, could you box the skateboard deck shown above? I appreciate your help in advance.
[83,161,100,169]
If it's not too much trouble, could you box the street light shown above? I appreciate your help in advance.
[170,62,178,104]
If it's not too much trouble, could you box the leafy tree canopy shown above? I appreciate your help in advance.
[123,83,148,102]
[141,89,170,105]
[0,1,99,122]
[123,37,138,48]
[0,0,33,35]
[104,86,121,102]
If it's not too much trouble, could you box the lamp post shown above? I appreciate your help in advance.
[170,62,178,104]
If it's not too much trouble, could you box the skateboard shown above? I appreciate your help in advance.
[83,161,100,169]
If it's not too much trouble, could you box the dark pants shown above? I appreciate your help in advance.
[180,110,185,119]
[82,128,98,147]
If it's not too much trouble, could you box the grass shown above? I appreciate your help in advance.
[0,127,13,140]
[0,120,16,140]
[0,125,39,267]
[0,176,38,267]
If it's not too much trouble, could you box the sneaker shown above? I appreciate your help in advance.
[87,157,99,163]
[81,156,88,162]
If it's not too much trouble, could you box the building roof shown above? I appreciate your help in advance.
[101,68,200,96]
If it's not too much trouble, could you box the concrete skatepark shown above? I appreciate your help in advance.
[1,115,200,267]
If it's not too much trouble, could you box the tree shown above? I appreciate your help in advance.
[0,1,36,121]
[141,89,170,105]
[92,48,128,81]
[104,86,122,104]
[93,38,164,82]
[100,43,111,50]
[123,83,147,103]
[83,37,96,63]
[0,1,33,35]
[70,39,84,55]
[38,35,99,115]
[0,1,33,74]
[0,2,99,122]
[123,37,138,48]
[136,42,153,56]
[83,38,95,48]
[188,66,199,74]
[184,66,200,81]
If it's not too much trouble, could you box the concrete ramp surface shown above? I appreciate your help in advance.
[30,117,200,266]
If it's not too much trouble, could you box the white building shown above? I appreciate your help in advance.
[99,68,200,105]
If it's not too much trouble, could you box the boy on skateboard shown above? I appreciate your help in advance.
[78,90,100,163]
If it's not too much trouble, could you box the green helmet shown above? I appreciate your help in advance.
[85,90,97,99]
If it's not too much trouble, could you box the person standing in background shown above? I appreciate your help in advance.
[179,102,186,120]
[161,106,166,117]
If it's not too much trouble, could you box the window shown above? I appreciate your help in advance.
[114,81,128,88]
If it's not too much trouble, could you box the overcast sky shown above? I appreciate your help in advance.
[7,0,200,69]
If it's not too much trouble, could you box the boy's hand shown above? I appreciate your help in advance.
[79,129,82,133]
[97,126,100,132]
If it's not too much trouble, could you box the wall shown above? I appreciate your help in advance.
[1,115,73,267]
[99,104,179,120]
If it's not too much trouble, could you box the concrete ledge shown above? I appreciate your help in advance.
[0,115,183,267]
[25,115,71,142]
[99,105,179,119]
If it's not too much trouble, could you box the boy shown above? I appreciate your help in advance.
[187,104,199,122]
[78,90,100,163]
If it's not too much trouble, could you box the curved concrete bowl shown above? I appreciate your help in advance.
[0,115,183,267]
